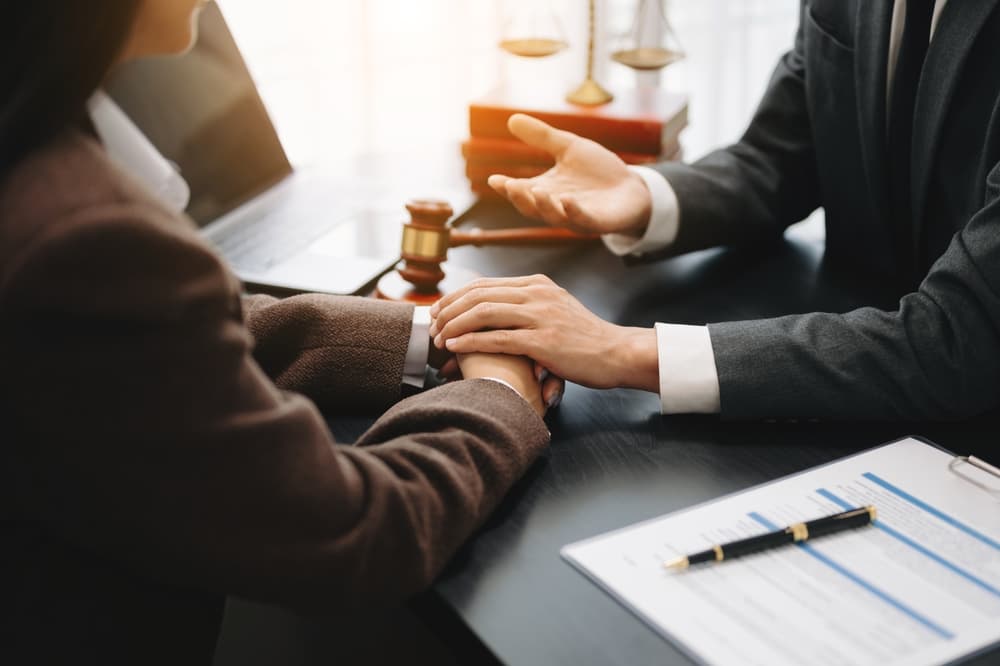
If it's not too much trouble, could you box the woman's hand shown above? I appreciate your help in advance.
[441,354,565,412]
[487,114,653,236]
[457,353,550,417]
[429,275,659,393]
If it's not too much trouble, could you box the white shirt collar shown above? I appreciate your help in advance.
[87,90,191,213]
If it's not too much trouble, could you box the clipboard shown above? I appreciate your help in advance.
[949,453,1000,496]
[561,436,1000,666]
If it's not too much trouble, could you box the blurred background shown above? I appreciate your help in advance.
[217,0,799,168]
[208,0,822,242]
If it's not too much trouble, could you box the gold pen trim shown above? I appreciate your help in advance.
[664,556,690,570]
[789,522,809,541]
[713,545,724,562]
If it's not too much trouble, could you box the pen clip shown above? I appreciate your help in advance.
[948,455,1000,498]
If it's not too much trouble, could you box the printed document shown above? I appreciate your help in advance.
[562,438,1000,666]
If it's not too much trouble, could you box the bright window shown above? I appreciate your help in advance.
[218,0,799,167]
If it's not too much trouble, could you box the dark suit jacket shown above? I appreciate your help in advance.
[0,129,550,664]
[648,0,1000,420]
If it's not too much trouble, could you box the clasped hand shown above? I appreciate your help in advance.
[429,275,659,394]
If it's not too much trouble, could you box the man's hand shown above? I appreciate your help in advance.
[429,275,659,393]
[488,114,653,237]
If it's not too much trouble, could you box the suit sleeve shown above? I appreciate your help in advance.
[708,162,1000,420]
[642,2,822,259]
[241,292,414,414]
[5,203,550,611]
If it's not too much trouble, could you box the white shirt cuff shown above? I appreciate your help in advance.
[403,306,432,388]
[655,323,721,414]
[602,166,680,257]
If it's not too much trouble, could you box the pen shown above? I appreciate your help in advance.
[664,505,877,570]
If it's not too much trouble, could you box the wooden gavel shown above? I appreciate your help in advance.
[375,199,598,304]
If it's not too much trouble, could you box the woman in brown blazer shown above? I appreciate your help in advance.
[1,2,555,663]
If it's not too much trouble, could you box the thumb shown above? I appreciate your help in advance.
[508,114,574,158]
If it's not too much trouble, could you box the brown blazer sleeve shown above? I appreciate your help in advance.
[4,200,550,612]
[241,292,415,414]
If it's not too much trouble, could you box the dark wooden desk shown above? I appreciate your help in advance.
[411,201,998,665]
[215,200,999,666]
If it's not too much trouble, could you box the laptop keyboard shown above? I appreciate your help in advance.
[210,209,344,272]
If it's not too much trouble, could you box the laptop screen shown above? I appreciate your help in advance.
[106,2,292,227]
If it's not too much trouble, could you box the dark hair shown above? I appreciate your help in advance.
[0,1,142,172]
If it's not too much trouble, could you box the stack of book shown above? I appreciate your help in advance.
[464,86,688,199]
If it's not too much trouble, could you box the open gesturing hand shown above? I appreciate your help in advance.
[487,114,653,237]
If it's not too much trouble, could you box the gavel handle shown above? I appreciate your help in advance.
[449,227,600,247]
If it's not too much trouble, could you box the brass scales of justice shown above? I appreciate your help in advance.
[376,0,683,303]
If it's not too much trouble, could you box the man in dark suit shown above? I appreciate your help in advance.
[428,0,1000,421]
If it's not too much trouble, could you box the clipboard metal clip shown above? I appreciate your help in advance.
[948,455,1000,497]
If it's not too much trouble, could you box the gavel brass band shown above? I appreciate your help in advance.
[402,225,450,261]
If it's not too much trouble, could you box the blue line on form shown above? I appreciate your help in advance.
[815,488,1000,600]
[747,511,955,640]
[863,473,1000,551]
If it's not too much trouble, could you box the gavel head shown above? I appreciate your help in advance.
[397,199,453,294]
[375,198,482,304]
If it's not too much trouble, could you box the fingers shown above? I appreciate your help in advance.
[508,114,574,159]
[430,274,549,318]
[560,194,599,231]
[489,158,568,227]
[488,174,511,197]
[505,178,540,220]
[491,177,571,226]
[430,286,527,337]
[534,361,549,382]
[535,362,565,409]
[532,187,570,226]
[444,330,535,357]
[542,375,565,409]
[433,302,533,349]
[489,173,544,220]
[431,277,553,342]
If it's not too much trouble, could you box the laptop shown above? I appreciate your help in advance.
[106,2,463,295]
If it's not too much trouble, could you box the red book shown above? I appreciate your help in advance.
[462,136,668,167]
[469,86,688,156]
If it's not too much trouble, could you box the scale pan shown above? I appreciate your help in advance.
[611,47,683,71]
[499,38,568,58]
